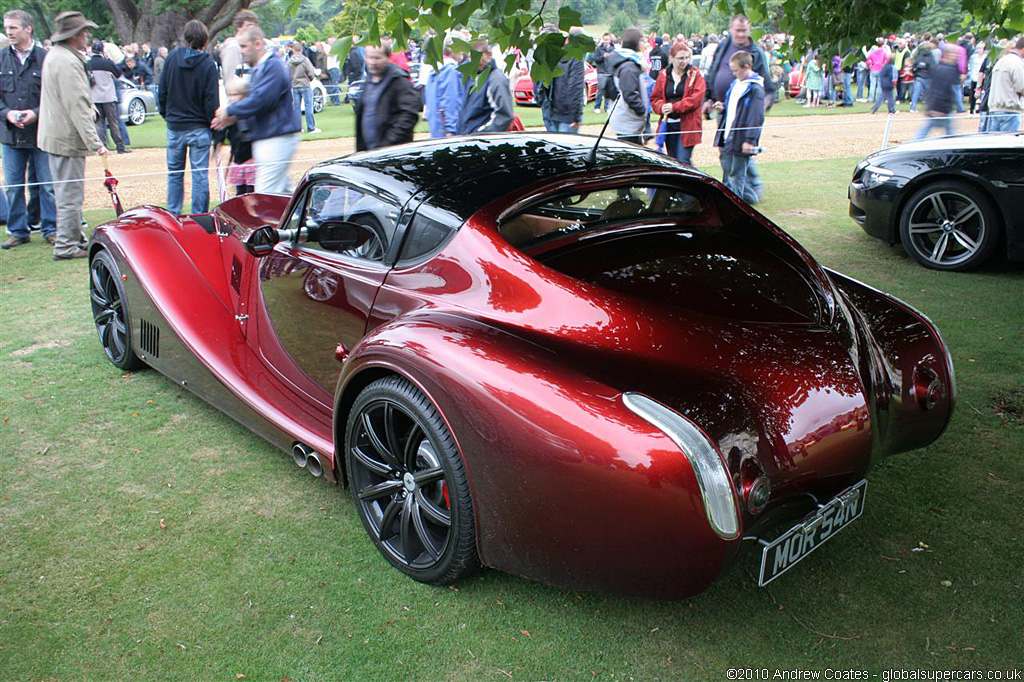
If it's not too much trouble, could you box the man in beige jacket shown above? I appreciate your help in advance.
[37,11,107,260]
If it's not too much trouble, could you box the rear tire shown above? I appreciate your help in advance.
[345,376,480,585]
[898,180,1000,271]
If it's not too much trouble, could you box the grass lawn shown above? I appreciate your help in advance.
[1,156,1022,679]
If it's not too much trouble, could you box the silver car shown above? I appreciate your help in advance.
[118,79,158,126]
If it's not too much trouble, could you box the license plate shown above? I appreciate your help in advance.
[758,480,868,586]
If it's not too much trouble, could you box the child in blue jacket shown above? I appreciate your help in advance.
[713,50,766,204]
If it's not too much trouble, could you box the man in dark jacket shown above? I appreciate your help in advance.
[648,36,668,84]
[88,41,128,154]
[704,15,773,202]
[714,50,765,204]
[354,41,419,151]
[537,33,585,133]
[458,40,514,135]
[121,54,153,88]
[158,19,218,215]
[343,43,365,103]
[1,9,56,248]
[912,44,961,140]
[214,26,301,193]
[591,33,616,112]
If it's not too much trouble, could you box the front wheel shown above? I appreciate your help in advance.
[345,376,479,585]
[90,249,145,370]
[312,87,324,114]
[898,180,1001,271]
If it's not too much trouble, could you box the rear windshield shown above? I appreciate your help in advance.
[499,184,715,249]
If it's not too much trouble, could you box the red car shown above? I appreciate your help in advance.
[514,61,599,105]
[88,135,955,598]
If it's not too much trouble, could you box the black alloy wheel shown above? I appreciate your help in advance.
[90,250,145,371]
[899,180,1000,271]
[346,376,479,584]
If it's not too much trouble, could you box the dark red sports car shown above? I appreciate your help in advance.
[88,134,955,598]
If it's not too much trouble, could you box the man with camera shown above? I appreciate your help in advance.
[1,9,56,249]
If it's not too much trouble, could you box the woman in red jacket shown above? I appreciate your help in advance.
[650,42,706,165]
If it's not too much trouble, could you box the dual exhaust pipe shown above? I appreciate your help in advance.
[292,442,323,478]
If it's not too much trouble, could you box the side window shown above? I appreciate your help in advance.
[300,183,399,263]
[399,204,460,262]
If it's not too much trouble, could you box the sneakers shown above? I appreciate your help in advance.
[117,149,132,154]
[43,234,56,246]
[1,235,30,250]
[53,247,87,261]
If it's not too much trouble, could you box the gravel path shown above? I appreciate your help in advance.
[80,111,980,213]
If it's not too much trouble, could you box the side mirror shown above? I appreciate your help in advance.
[317,220,374,252]
[244,225,281,257]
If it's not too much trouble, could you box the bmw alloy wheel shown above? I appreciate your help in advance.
[899,181,1000,271]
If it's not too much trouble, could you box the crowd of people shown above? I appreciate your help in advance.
[3,6,1023,257]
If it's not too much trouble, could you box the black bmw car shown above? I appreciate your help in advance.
[849,132,1024,271]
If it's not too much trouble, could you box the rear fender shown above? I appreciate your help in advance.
[335,311,740,599]
[828,269,955,456]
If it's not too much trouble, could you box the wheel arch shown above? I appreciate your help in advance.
[891,169,1006,246]
[331,363,401,486]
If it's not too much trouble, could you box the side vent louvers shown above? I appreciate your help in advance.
[139,319,160,359]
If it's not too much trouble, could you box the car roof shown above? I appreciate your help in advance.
[306,133,704,219]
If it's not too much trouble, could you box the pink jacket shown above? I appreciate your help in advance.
[867,46,888,73]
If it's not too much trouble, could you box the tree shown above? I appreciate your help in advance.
[97,0,272,47]
[902,0,966,36]
[666,0,1023,58]
[574,0,605,24]
[658,0,727,37]
[609,11,634,36]
[313,0,1015,89]
[0,0,115,43]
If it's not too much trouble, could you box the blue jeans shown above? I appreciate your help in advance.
[872,89,896,113]
[856,67,867,99]
[842,73,853,105]
[166,128,211,216]
[951,83,965,113]
[546,120,578,133]
[910,77,928,111]
[986,111,1022,132]
[664,124,694,164]
[912,115,953,141]
[595,73,610,110]
[328,67,342,105]
[868,72,880,103]
[2,145,56,238]
[721,152,757,204]
[293,87,315,132]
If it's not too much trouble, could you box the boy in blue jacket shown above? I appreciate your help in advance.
[713,51,765,205]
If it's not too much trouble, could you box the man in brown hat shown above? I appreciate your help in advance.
[37,11,107,260]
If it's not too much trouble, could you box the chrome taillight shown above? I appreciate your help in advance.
[622,393,740,539]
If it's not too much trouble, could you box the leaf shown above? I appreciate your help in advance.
[331,37,353,60]
[284,0,302,20]
[557,6,582,31]
[159,518,167,530]
[520,629,531,637]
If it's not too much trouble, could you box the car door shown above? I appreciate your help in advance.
[252,180,400,406]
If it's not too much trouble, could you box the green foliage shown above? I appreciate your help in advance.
[575,0,606,24]
[0,0,115,42]
[655,0,1018,55]
[658,0,728,37]
[620,0,641,20]
[902,0,966,36]
[295,25,323,43]
[609,10,634,35]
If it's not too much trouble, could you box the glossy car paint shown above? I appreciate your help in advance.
[849,132,1024,261]
[90,134,955,598]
